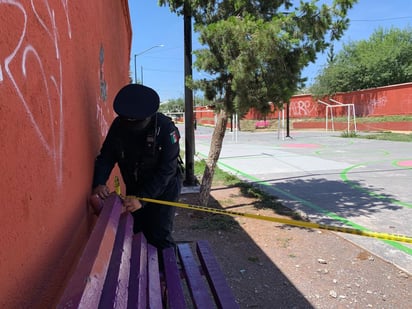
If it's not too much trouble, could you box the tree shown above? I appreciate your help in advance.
[310,26,412,97]
[159,0,357,205]
[158,95,210,114]
[158,98,185,113]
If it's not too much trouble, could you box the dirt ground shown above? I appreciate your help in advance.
[173,186,411,309]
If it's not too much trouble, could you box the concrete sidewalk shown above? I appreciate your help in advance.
[180,125,412,275]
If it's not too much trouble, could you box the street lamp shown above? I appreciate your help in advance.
[133,44,164,84]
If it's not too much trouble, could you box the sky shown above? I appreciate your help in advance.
[128,0,412,102]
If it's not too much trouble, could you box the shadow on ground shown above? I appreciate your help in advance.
[254,175,405,228]
[174,193,314,309]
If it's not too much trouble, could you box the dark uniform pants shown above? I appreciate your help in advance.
[131,176,181,250]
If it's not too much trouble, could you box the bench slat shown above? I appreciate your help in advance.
[197,240,239,309]
[58,195,237,309]
[128,233,148,308]
[99,212,133,308]
[57,194,122,309]
[148,244,163,309]
[163,247,187,309]
[178,243,215,309]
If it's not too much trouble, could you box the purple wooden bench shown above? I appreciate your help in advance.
[57,194,239,309]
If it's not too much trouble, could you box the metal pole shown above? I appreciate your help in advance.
[278,111,281,140]
[134,54,137,83]
[183,8,196,186]
[133,45,163,84]
[286,102,291,138]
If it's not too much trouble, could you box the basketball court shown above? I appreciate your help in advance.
[180,125,412,275]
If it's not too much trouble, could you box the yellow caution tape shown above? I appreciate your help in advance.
[114,177,412,244]
[114,176,121,196]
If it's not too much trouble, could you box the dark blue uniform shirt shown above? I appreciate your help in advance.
[92,113,181,204]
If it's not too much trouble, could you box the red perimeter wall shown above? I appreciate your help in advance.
[0,1,131,307]
[288,82,412,118]
[196,83,412,130]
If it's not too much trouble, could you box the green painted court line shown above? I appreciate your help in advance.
[197,152,412,256]
[341,162,412,209]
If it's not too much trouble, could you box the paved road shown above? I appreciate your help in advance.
[179,125,412,275]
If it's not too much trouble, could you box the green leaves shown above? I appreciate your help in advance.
[161,0,357,114]
[311,26,412,96]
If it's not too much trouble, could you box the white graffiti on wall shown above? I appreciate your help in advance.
[1,0,71,187]
[366,96,387,114]
[97,45,109,136]
[96,102,109,137]
[290,100,316,116]
[60,0,72,38]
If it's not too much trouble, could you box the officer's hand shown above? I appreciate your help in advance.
[88,194,104,215]
[123,197,142,213]
[92,185,110,199]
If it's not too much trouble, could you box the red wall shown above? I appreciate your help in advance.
[0,1,131,308]
[288,82,412,118]
[195,83,412,129]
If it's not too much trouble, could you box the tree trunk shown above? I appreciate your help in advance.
[198,110,228,206]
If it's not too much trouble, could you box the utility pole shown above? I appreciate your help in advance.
[183,3,196,186]
[133,45,164,84]
[285,102,293,139]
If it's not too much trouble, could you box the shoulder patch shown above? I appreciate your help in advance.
[169,130,179,144]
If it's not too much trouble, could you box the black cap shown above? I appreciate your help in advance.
[113,84,160,119]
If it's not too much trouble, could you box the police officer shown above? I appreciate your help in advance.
[91,84,182,250]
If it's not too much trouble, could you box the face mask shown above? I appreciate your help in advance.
[120,117,152,132]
